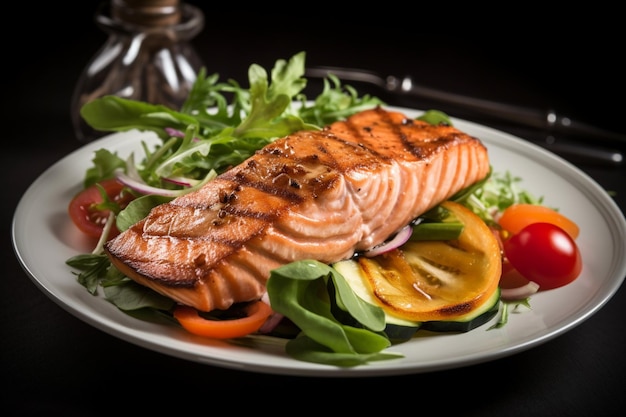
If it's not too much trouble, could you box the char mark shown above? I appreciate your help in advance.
[221,168,305,205]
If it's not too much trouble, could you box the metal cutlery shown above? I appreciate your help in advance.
[305,66,624,166]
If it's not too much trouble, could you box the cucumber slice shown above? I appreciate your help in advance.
[421,288,501,333]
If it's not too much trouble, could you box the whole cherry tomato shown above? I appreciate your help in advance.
[503,222,582,290]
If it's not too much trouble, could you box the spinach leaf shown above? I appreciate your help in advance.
[267,260,401,366]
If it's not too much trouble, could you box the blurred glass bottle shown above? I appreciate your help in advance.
[71,0,204,142]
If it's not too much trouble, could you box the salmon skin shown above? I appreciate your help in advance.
[104,107,491,312]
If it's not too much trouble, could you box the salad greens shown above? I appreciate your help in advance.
[79,51,382,190]
[67,51,541,368]
[267,260,402,367]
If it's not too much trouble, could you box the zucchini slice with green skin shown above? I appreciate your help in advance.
[332,222,501,338]
[420,288,501,333]
[333,259,421,342]
[384,316,421,342]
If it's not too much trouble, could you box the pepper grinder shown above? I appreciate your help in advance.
[70,0,205,142]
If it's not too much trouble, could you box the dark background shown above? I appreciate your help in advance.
[7,3,626,142]
[3,2,625,416]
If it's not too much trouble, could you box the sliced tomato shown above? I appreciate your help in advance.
[68,178,135,239]
[498,203,580,239]
[173,301,273,339]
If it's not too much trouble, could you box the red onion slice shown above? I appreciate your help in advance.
[161,176,200,187]
[114,169,188,198]
[363,225,413,258]
[165,127,185,138]
[258,292,284,334]
[500,281,540,301]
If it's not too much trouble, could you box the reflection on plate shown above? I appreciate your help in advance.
[11,107,626,377]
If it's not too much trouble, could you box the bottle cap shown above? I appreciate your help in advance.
[111,0,181,27]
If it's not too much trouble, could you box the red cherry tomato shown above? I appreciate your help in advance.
[68,178,135,239]
[503,222,582,290]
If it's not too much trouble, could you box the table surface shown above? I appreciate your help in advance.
[3,3,626,415]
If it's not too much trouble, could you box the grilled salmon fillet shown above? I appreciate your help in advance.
[104,107,491,312]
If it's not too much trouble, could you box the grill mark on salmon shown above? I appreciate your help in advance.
[104,107,491,312]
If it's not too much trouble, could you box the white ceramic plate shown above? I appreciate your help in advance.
[12,107,626,377]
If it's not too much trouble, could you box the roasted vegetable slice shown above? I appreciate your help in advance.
[334,200,502,323]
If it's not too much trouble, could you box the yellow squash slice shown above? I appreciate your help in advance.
[335,200,502,322]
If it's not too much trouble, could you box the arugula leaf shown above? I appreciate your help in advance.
[298,74,384,125]
[234,53,316,139]
[489,298,532,330]
[84,148,126,188]
[66,254,111,294]
[454,170,543,225]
